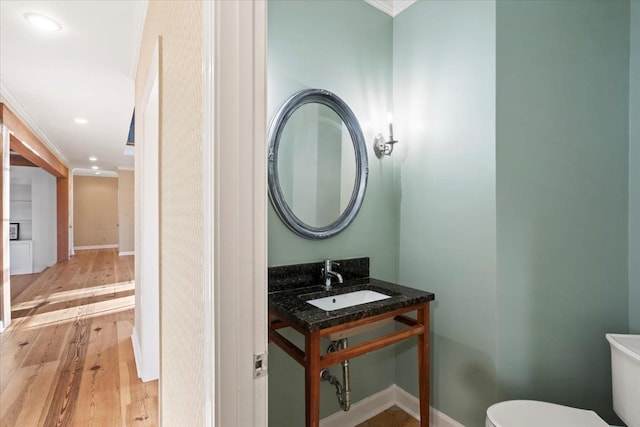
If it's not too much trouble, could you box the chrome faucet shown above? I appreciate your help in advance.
[322,259,343,291]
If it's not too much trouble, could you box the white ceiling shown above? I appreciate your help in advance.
[0,0,411,176]
[0,0,146,173]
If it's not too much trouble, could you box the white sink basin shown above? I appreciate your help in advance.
[306,290,390,311]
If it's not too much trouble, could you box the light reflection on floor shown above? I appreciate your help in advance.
[10,295,134,331]
[11,281,135,311]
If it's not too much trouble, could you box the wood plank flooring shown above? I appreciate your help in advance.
[0,249,158,427]
[356,406,420,427]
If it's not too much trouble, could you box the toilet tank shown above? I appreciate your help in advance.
[606,334,640,427]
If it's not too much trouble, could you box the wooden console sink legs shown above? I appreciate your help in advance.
[282,303,429,427]
[418,303,430,427]
[305,330,321,427]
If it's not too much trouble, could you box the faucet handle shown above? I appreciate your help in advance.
[323,259,340,272]
[324,259,336,268]
[325,259,339,267]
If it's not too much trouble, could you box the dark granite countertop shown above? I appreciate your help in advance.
[269,277,435,332]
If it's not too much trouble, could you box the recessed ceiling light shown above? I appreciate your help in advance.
[89,156,97,162]
[24,13,62,32]
[75,118,88,125]
[91,166,99,170]
[95,172,101,175]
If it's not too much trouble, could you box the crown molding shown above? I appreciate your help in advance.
[393,0,417,16]
[129,0,149,79]
[363,0,417,17]
[364,0,394,16]
[0,81,71,167]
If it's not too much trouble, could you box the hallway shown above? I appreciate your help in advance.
[0,249,157,426]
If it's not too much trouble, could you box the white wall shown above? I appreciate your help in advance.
[10,166,56,272]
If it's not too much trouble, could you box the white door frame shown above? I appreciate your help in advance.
[68,173,74,256]
[133,38,161,383]
[203,1,268,425]
[0,125,10,332]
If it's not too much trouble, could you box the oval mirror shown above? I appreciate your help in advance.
[268,89,368,239]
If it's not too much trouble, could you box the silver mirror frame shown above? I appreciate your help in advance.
[268,89,369,240]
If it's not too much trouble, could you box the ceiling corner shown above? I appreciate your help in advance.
[363,0,417,18]
[393,0,417,17]
[363,0,394,17]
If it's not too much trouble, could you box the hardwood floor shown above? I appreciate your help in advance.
[356,406,420,427]
[0,249,158,427]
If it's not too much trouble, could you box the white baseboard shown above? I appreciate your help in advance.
[74,244,119,250]
[10,267,33,275]
[131,330,144,380]
[119,251,134,256]
[33,262,54,273]
[320,385,396,427]
[131,329,159,383]
[394,385,464,427]
[320,384,464,427]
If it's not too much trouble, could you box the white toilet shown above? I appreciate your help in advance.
[486,334,640,427]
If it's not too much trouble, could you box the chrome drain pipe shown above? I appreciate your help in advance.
[320,338,351,411]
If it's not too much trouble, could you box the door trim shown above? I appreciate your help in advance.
[202,0,214,424]
[204,1,268,425]
[133,38,161,382]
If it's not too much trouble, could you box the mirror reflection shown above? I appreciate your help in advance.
[277,103,356,228]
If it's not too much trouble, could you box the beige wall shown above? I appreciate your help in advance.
[117,170,134,253]
[73,176,118,247]
[136,1,203,424]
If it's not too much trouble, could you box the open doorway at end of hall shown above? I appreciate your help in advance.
[71,170,134,257]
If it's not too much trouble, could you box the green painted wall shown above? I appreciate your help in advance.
[393,1,631,426]
[267,1,397,425]
[630,0,640,334]
[393,1,498,426]
[496,1,629,423]
[268,0,398,281]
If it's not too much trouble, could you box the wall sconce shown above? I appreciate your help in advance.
[373,112,398,158]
